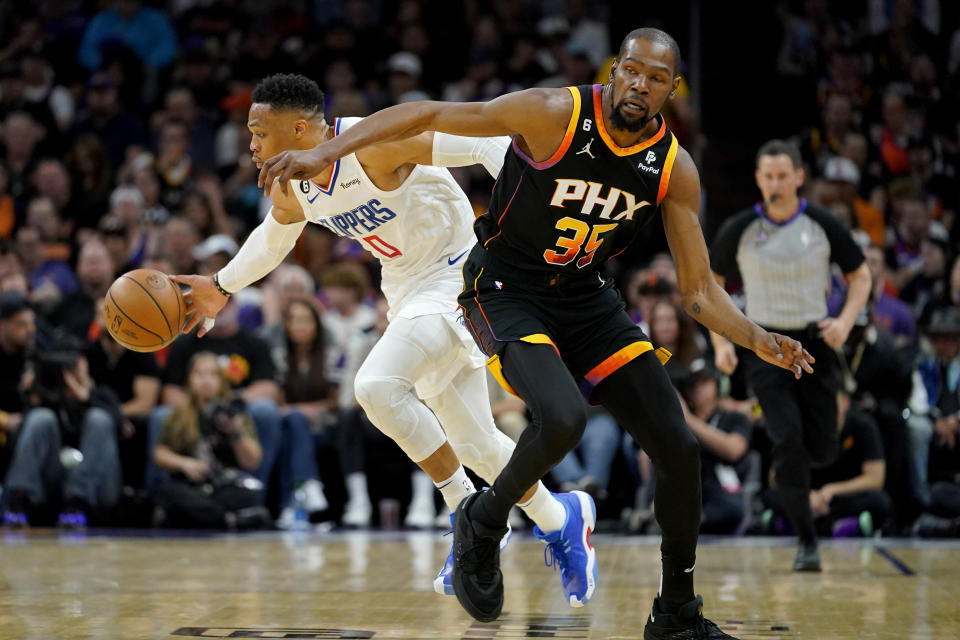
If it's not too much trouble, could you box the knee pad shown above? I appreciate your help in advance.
[354,373,444,462]
[354,374,411,425]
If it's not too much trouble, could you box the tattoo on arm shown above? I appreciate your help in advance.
[692,302,701,314]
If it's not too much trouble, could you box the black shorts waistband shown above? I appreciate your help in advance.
[472,246,606,290]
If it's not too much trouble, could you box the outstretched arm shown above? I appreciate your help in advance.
[358,131,511,179]
[258,88,572,195]
[171,189,306,336]
[662,148,814,378]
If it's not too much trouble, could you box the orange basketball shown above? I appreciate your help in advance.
[103,269,185,352]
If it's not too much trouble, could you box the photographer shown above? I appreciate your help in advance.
[152,351,268,529]
[3,333,122,528]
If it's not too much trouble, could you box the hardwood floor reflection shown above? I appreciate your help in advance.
[1,530,958,639]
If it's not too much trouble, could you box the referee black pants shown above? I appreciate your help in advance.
[746,326,840,544]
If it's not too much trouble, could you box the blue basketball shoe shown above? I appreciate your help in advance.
[532,490,597,607]
[434,511,512,595]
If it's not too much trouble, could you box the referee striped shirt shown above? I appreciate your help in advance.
[710,199,865,330]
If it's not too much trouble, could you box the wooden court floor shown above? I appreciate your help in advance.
[1,529,958,639]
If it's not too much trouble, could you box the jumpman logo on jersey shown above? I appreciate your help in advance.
[577,138,596,159]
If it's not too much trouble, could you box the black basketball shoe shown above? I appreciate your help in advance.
[451,491,508,622]
[644,595,741,639]
[792,540,821,572]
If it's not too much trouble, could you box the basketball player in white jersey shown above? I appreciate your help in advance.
[174,74,597,607]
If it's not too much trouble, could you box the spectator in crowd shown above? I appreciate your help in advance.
[273,297,334,528]
[133,161,171,226]
[78,0,179,71]
[0,292,34,488]
[20,43,73,133]
[31,159,81,232]
[676,359,753,535]
[836,306,915,523]
[2,336,123,529]
[99,216,134,278]
[886,197,947,310]
[71,71,149,171]
[155,119,194,211]
[152,351,269,529]
[155,87,217,171]
[647,298,704,374]
[862,245,916,345]
[319,263,376,388]
[3,111,44,214]
[161,216,200,275]
[67,135,114,231]
[822,156,885,247]
[192,234,239,278]
[181,179,233,240]
[808,392,892,537]
[16,224,77,316]
[51,239,114,341]
[916,308,960,511]
[25,196,70,261]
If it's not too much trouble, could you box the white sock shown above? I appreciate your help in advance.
[434,466,476,511]
[410,471,436,505]
[346,472,370,506]
[518,482,566,532]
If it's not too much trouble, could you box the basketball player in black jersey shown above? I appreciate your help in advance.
[260,28,815,640]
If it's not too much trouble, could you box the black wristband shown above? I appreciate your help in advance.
[212,272,232,298]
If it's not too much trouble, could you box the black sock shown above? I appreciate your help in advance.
[468,488,511,532]
[659,554,696,612]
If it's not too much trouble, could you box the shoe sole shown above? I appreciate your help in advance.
[568,491,597,607]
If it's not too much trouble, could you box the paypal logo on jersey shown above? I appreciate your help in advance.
[315,198,398,238]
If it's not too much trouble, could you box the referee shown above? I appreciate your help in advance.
[709,140,871,571]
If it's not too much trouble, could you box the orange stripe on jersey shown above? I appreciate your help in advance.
[512,86,580,170]
[656,136,680,205]
[592,85,666,156]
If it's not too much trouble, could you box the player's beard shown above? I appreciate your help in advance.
[609,91,652,132]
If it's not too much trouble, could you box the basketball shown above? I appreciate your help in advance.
[103,269,185,353]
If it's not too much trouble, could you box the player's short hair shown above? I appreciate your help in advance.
[618,28,682,75]
[756,139,803,169]
[252,73,325,117]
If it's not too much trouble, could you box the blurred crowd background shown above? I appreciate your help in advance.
[0,0,959,537]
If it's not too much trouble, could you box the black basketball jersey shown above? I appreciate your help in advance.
[475,83,679,275]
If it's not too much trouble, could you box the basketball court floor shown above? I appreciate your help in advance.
[1,529,958,639]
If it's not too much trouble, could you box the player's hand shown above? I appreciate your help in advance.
[714,339,739,375]
[258,145,338,196]
[170,274,228,337]
[817,317,853,350]
[754,331,815,379]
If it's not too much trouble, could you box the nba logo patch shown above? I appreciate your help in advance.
[494,281,503,290]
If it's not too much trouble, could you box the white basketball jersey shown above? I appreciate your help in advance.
[291,117,476,319]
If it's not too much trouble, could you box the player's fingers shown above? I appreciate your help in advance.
[803,348,815,364]
[182,311,202,334]
[258,154,280,189]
